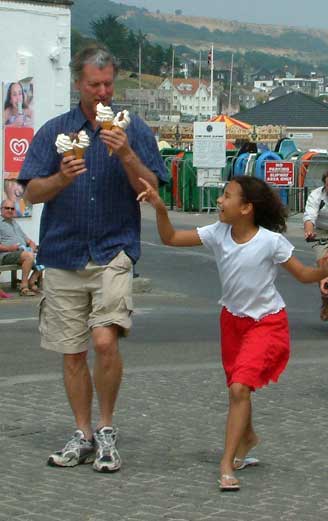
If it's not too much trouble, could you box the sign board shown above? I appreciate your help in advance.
[264,161,294,186]
[193,122,226,168]
[197,168,223,187]
[288,132,313,140]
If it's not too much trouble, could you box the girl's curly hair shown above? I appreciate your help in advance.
[232,176,288,233]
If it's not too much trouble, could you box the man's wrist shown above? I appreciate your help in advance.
[57,171,73,187]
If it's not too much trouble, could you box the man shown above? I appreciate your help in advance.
[0,199,41,296]
[19,45,168,472]
[304,172,328,320]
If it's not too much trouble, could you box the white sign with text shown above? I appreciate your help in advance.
[193,122,226,168]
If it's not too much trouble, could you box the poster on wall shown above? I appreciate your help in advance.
[2,79,34,217]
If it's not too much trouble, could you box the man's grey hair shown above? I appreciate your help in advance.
[70,45,118,81]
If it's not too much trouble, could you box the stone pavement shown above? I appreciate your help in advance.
[0,210,328,520]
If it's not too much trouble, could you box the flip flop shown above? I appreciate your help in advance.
[234,456,259,470]
[218,474,240,492]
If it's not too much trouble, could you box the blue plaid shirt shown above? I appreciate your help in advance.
[18,105,168,269]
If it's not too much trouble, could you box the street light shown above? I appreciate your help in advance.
[175,124,181,148]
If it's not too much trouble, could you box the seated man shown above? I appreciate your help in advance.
[0,199,42,296]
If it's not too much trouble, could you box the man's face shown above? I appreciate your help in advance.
[75,63,115,115]
[1,201,15,220]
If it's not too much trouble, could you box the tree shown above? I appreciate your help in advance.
[91,15,129,61]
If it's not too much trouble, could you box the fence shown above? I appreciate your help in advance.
[160,153,328,215]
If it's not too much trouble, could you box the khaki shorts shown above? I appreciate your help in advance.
[39,251,134,354]
[1,252,21,264]
[312,228,328,261]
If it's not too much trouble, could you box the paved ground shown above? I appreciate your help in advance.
[0,209,328,520]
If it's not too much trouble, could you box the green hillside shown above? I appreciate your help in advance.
[71,0,328,70]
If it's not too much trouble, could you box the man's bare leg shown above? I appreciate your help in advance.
[92,325,122,428]
[19,251,34,289]
[63,352,93,439]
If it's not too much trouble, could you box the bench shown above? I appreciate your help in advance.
[0,264,21,289]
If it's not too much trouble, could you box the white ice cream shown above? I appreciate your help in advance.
[55,133,74,154]
[113,110,131,130]
[95,103,115,123]
[75,130,90,149]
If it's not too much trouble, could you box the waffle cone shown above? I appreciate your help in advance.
[63,149,74,157]
[108,125,121,156]
[100,121,113,131]
[73,146,85,159]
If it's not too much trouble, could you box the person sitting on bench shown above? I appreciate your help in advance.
[0,199,42,296]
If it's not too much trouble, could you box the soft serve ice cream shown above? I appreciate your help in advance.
[73,130,90,158]
[55,130,90,159]
[55,133,75,156]
[112,110,131,130]
[95,103,115,128]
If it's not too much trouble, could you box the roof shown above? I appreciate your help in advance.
[233,92,328,127]
[172,78,209,96]
[4,0,74,6]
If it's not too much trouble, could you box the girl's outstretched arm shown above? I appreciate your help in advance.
[282,255,328,283]
[137,178,202,247]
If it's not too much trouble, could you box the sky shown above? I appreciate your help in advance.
[116,0,328,30]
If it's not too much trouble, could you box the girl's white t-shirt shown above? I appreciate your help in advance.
[197,222,294,320]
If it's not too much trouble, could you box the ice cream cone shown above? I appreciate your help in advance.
[63,149,74,158]
[100,121,113,131]
[73,147,85,159]
[100,121,114,155]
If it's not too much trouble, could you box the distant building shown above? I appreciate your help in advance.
[159,78,218,119]
[124,88,171,120]
[273,76,321,97]
[219,92,240,115]
[233,91,328,149]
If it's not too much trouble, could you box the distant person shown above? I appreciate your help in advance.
[19,44,168,473]
[0,199,42,296]
[138,175,328,491]
[4,82,33,127]
[303,172,328,320]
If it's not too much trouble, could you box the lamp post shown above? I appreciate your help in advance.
[251,125,257,142]
[175,124,181,148]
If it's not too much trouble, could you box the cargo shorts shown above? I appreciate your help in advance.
[39,251,134,354]
[312,228,328,261]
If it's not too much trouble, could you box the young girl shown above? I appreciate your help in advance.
[137,175,328,492]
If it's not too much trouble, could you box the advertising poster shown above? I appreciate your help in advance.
[2,79,34,217]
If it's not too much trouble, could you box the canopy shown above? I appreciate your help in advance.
[210,114,251,130]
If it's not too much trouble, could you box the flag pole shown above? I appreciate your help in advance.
[170,45,175,121]
[210,43,214,118]
[198,50,202,119]
[228,53,234,116]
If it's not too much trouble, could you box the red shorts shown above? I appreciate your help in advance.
[220,307,290,391]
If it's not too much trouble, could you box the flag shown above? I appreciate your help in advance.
[207,49,212,67]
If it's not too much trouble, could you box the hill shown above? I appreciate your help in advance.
[71,0,328,69]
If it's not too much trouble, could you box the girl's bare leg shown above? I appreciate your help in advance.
[220,383,252,486]
[234,401,259,463]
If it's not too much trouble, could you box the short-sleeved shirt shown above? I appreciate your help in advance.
[197,222,294,320]
[18,105,168,269]
[0,217,27,262]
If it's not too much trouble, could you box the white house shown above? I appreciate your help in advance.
[159,78,218,119]
[0,0,72,263]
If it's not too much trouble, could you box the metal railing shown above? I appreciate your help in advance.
[161,155,328,215]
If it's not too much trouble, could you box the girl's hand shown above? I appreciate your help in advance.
[137,178,164,210]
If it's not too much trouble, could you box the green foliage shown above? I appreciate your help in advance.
[87,14,180,76]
